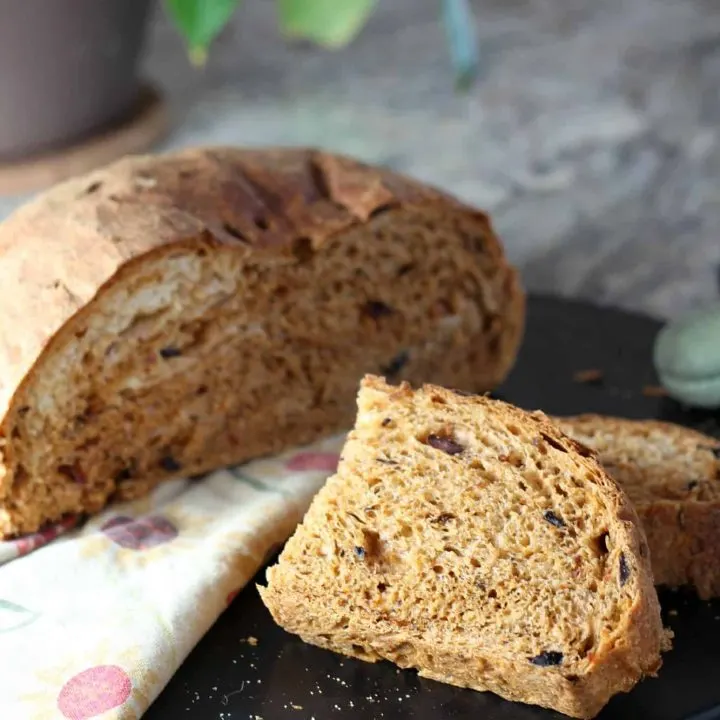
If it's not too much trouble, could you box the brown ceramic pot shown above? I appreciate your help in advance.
[0,0,153,160]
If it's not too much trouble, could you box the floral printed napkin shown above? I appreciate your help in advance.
[0,434,345,720]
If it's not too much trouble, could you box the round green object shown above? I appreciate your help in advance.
[653,302,720,408]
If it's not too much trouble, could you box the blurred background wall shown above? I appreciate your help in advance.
[0,0,718,318]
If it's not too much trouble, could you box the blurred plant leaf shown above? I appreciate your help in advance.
[277,0,378,48]
[442,0,480,90]
[165,0,240,65]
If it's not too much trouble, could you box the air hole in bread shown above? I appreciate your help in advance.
[159,455,182,473]
[253,215,270,231]
[397,523,413,538]
[368,202,396,219]
[433,512,456,525]
[13,464,29,491]
[580,633,595,657]
[521,469,543,491]
[222,222,249,243]
[469,458,486,471]
[396,262,414,277]
[541,432,567,453]
[362,300,394,321]
[291,236,313,263]
[57,462,86,485]
[593,531,610,557]
[500,449,524,467]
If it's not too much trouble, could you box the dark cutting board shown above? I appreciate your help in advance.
[146,295,720,720]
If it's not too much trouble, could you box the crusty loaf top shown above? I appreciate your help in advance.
[0,147,502,421]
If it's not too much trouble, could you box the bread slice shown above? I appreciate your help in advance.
[260,376,668,719]
[0,147,524,538]
[554,415,720,599]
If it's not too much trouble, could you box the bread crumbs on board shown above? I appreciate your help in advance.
[642,384,668,397]
[573,368,604,384]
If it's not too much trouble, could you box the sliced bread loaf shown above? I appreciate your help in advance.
[260,376,668,719]
[555,415,720,599]
[0,147,524,538]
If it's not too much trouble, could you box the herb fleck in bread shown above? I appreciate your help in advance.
[555,415,720,599]
[0,147,523,538]
[260,376,668,719]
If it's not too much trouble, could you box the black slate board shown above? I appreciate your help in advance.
[146,295,720,720]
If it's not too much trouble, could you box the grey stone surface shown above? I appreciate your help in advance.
[2,0,719,320]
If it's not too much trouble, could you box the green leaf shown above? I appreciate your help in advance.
[277,0,377,49]
[0,599,39,633]
[165,0,240,65]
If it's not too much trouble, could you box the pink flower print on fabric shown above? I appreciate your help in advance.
[284,452,340,473]
[57,665,132,720]
[101,515,178,550]
[13,516,78,557]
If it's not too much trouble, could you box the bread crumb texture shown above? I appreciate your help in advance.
[260,376,669,719]
[0,147,524,537]
[556,415,720,598]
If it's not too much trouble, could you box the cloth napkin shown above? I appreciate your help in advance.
[0,434,345,720]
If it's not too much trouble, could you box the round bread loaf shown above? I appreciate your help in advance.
[0,147,524,537]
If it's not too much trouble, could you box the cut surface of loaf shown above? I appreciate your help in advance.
[260,376,668,719]
[555,415,720,599]
[0,147,524,538]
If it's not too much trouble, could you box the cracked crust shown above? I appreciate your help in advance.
[0,147,524,537]
[555,415,720,598]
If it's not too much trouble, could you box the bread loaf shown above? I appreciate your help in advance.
[555,415,720,598]
[0,148,524,537]
[260,376,668,719]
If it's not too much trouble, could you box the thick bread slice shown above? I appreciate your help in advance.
[260,376,668,719]
[555,415,720,599]
[0,147,524,538]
